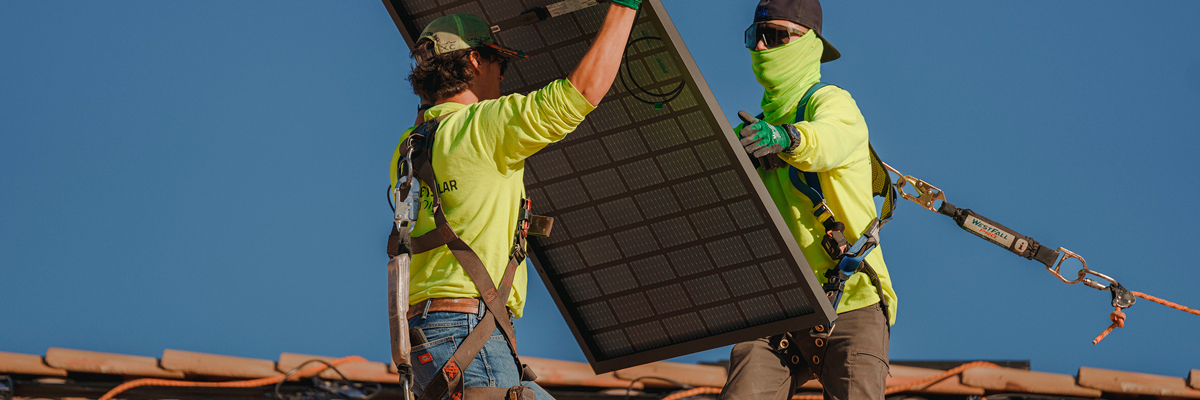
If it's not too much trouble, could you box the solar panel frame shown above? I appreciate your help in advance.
[381,0,836,373]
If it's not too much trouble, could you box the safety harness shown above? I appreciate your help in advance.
[753,83,898,377]
[386,115,553,400]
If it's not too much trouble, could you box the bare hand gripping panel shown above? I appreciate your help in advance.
[382,0,834,373]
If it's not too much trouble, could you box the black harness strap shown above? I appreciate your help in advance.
[391,117,546,400]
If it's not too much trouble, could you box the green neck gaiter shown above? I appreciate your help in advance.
[751,31,822,123]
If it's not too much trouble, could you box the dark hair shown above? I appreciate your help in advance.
[407,40,502,103]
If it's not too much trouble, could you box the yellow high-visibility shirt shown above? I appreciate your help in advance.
[390,79,596,318]
[739,84,898,325]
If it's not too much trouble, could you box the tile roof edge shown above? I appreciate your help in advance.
[0,351,68,377]
[961,366,1102,398]
[160,349,281,379]
[44,347,185,379]
[1077,366,1200,399]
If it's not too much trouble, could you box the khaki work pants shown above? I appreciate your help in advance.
[718,303,890,400]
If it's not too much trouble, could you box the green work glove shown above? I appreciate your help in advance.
[738,111,798,157]
[605,0,641,10]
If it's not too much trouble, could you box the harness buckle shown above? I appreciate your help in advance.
[812,201,836,223]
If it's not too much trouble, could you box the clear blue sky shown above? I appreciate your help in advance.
[3,1,1199,378]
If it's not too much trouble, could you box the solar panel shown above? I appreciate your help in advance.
[382,0,835,373]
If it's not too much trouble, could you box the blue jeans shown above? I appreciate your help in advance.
[409,302,554,400]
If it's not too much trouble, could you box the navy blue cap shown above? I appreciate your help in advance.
[753,0,840,62]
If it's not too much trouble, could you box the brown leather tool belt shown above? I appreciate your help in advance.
[407,298,482,320]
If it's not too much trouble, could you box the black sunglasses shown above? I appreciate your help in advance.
[744,22,807,49]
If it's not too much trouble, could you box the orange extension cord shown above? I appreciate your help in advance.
[97,355,367,400]
[1092,290,1200,344]
[658,361,1000,400]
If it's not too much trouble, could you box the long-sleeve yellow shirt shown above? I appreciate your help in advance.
[390,79,596,318]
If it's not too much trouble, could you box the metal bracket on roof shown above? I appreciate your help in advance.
[1,375,12,400]
[489,0,602,33]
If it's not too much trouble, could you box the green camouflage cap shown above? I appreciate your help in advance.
[416,14,527,63]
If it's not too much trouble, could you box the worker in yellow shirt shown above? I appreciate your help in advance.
[388,2,640,400]
[718,1,897,399]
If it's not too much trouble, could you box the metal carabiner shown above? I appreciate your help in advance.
[1047,247,1120,291]
[881,162,946,213]
[394,147,418,232]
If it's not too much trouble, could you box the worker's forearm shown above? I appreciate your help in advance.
[567,4,637,106]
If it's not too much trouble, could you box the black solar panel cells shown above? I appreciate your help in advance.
[614,226,660,257]
[594,264,638,295]
[577,235,620,267]
[540,13,583,45]
[530,149,574,180]
[618,158,664,190]
[517,53,561,86]
[739,295,784,325]
[744,229,781,258]
[610,292,654,323]
[684,275,729,305]
[582,169,627,201]
[700,304,747,334]
[565,140,611,171]
[496,24,545,55]
[642,119,686,151]
[712,170,748,200]
[560,207,605,237]
[678,111,714,141]
[589,101,632,132]
[669,86,699,113]
[759,258,798,288]
[627,321,670,351]
[552,41,590,71]
[578,302,618,330]
[705,236,752,268]
[633,187,678,218]
[480,0,523,21]
[668,245,713,277]
[728,199,764,229]
[650,216,695,248]
[646,284,690,314]
[561,273,602,302]
[690,207,736,239]
[656,148,701,181]
[446,2,485,19]
[544,245,584,275]
[777,288,815,317]
[645,51,681,82]
[597,197,642,228]
[601,129,647,161]
[593,330,632,358]
[673,177,721,210]
[545,178,589,209]
[628,255,675,285]
[723,265,770,297]
[663,313,707,342]
[694,141,730,170]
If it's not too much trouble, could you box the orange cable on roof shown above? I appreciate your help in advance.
[97,355,366,400]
